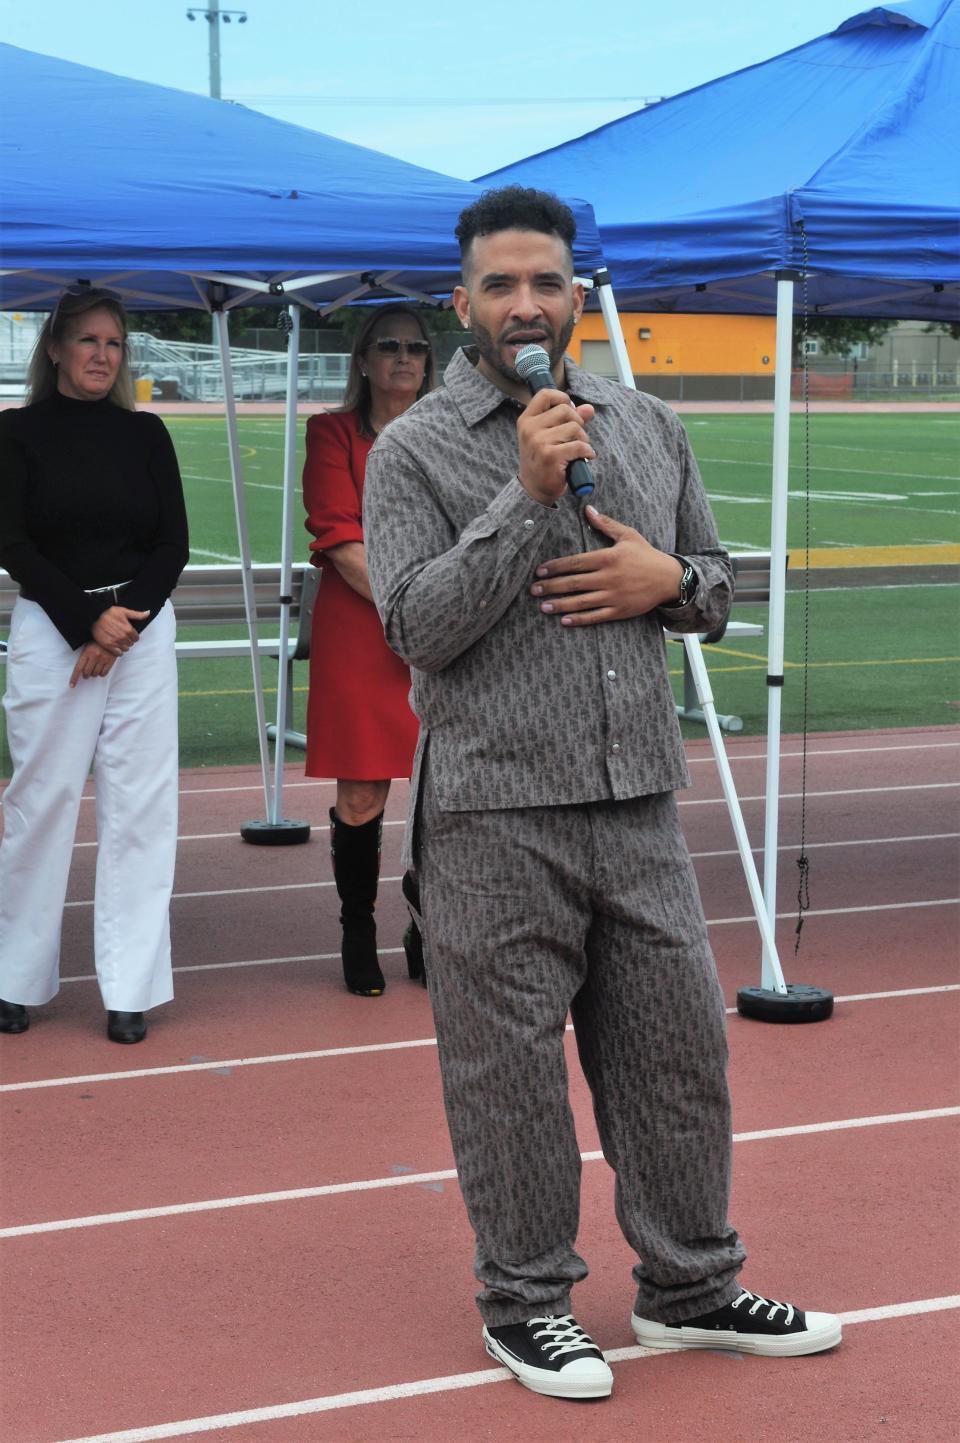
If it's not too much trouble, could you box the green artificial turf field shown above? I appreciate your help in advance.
[166,410,960,564]
[2,410,958,772]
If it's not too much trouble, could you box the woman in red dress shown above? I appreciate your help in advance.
[302,306,433,996]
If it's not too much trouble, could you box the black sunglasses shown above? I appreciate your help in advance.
[368,337,431,357]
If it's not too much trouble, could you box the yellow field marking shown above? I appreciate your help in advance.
[240,444,256,459]
[797,544,960,569]
[708,644,768,662]
[176,661,959,701]
[179,685,310,698]
[668,655,959,678]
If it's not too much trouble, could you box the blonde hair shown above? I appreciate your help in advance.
[26,288,135,410]
[340,305,434,438]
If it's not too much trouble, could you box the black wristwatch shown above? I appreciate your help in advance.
[667,555,698,607]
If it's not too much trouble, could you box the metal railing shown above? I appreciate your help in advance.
[127,334,349,402]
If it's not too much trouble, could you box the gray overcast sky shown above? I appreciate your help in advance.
[1,0,867,177]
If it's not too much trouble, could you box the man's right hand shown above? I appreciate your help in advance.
[516,389,595,506]
[92,605,150,654]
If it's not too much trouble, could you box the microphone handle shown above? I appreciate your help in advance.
[524,368,595,500]
[566,456,595,500]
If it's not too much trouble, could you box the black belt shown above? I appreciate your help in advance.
[20,580,133,605]
[84,581,134,606]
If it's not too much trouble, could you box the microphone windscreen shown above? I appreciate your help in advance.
[514,343,552,383]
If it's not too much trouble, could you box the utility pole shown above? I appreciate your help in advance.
[186,3,248,100]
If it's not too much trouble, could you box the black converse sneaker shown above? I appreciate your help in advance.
[483,1313,613,1399]
[632,1288,842,1358]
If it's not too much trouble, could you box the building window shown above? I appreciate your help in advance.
[803,340,819,356]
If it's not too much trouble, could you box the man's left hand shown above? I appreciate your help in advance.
[530,505,684,626]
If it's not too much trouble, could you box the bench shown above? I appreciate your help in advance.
[665,551,780,733]
[0,561,322,748]
[1,553,773,742]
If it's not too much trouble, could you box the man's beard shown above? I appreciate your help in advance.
[470,312,576,387]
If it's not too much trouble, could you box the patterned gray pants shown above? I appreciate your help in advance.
[416,760,746,1327]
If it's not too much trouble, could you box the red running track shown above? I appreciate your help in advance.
[1,725,958,1443]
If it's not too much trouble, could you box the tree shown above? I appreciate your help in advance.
[126,301,462,345]
[924,322,960,341]
[792,317,896,364]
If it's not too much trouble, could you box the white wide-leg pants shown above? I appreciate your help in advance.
[0,598,179,1011]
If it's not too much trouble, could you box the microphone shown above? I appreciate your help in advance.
[514,343,595,499]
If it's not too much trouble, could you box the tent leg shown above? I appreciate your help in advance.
[681,634,794,984]
[593,270,803,979]
[595,267,829,1021]
[738,275,832,1023]
[214,310,276,840]
[242,303,310,846]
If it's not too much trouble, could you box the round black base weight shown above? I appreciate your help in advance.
[240,819,311,846]
[736,983,834,1024]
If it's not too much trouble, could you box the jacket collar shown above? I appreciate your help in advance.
[444,345,613,427]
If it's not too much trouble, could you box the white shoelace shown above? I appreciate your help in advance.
[529,1314,599,1359]
[731,1289,796,1326]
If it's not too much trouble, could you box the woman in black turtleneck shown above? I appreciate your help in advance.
[0,288,189,1044]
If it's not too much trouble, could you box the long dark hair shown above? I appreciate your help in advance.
[26,288,135,410]
[340,305,434,438]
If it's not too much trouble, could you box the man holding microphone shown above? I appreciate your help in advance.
[363,185,840,1401]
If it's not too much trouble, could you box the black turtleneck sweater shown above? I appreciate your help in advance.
[0,391,189,649]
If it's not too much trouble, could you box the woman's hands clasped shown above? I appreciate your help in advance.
[92,604,150,654]
[70,605,150,687]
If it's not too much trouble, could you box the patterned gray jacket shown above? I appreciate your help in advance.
[364,347,733,814]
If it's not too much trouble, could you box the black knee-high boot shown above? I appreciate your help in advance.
[329,808,385,996]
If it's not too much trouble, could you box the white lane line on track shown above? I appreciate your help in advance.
[66,827,960,854]
[47,1294,960,1442]
[710,897,959,925]
[690,832,959,859]
[6,742,950,810]
[45,742,955,803]
[60,870,960,911]
[2,982,956,1096]
[682,782,960,806]
[5,1109,958,1240]
[1,987,952,1085]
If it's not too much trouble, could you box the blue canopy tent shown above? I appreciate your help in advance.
[0,41,607,836]
[481,0,959,1010]
[479,0,959,320]
[0,44,606,313]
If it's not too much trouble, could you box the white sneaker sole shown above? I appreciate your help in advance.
[631,1310,842,1358]
[483,1330,614,1399]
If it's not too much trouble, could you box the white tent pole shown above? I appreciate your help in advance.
[683,633,788,989]
[761,276,795,988]
[214,308,274,816]
[270,304,301,822]
[593,268,636,385]
[595,267,788,990]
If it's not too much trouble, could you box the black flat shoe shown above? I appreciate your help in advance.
[0,999,29,1034]
[107,1009,146,1044]
[401,871,427,987]
[403,922,426,986]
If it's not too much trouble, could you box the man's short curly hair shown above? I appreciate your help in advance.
[456,186,577,276]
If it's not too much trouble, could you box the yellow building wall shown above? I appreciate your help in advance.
[568,312,777,375]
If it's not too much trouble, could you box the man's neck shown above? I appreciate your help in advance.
[472,351,567,405]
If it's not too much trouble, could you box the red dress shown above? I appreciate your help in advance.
[302,409,419,780]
